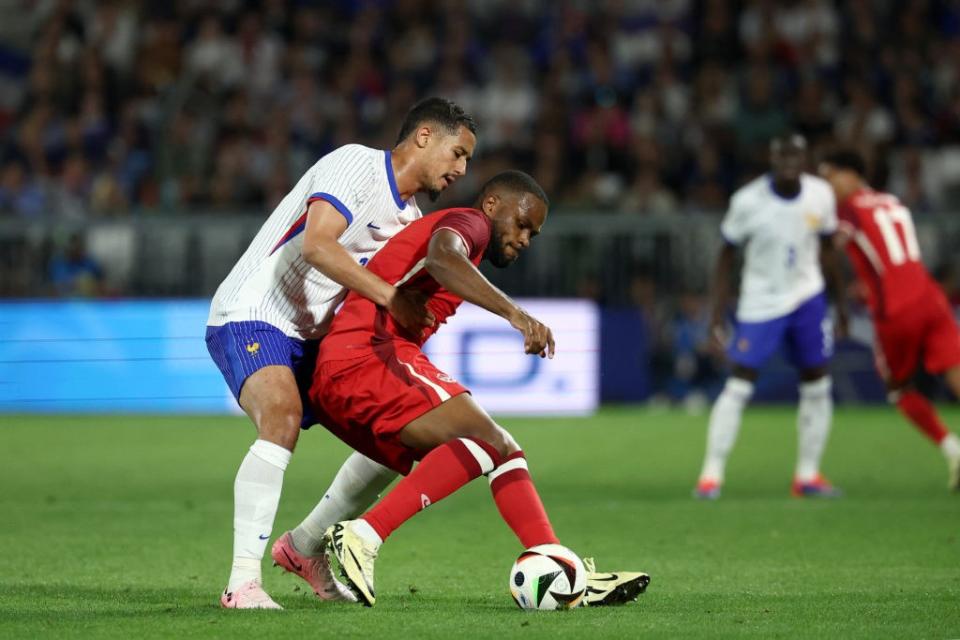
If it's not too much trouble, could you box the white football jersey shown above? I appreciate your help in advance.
[207,144,422,339]
[721,173,837,322]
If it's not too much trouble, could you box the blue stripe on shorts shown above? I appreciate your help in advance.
[205,321,319,428]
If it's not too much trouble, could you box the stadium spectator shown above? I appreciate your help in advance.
[0,160,47,218]
[48,231,104,298]
[663,292,723,409]
[0,2,958,217]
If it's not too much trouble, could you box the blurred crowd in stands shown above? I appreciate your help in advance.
[2,0,960,219]
[5,0,960,406]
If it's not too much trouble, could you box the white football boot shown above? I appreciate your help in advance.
[324,520,380,606]
[582,557,651,606]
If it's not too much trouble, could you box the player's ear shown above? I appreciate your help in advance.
[482,193,499,215]
[414,125,431,149]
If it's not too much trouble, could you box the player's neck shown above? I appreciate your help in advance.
[389,146,419,201]
[770,177,801,200]
[839,180,867,203]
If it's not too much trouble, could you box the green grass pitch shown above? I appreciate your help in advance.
[1,406,959,639]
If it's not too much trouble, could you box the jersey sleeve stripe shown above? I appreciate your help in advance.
[384,151,407,209]
[269,211,309,255]
[311,192,355,225]
[393,257,427,287]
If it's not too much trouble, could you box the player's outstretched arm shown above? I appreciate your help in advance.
[708,244,737,349]
[302,200,435,332]
[819,234,850,338]
[425,229,554,358]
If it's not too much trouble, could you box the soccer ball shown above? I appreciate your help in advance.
[509,544,586,610]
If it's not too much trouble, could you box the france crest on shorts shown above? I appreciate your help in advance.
[205,320,319,428]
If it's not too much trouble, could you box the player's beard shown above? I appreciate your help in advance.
[485,240,512,268]
[428,188,442,202]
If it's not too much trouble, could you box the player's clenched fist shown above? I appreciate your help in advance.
[509,308,555,359]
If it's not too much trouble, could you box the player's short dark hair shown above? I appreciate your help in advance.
[477,170,549,207]
[820,148,866,176]
[395,97,478,146]
[770,133,807,151]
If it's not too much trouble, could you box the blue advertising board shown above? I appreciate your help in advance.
[0,299,599,415]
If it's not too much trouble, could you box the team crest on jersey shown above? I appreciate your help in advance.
[737,338,750,352]
[245,341,261,356]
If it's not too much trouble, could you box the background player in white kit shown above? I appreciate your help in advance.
[694,134,849,499]
[206,98,477,608]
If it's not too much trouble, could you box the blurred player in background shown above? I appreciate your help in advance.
[293,171,648,607]
[205,97,477,609]
[819,150,960,491]
[695,134,849,499]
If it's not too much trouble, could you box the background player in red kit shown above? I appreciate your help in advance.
[303,170,649,607]
[818,150,960,490]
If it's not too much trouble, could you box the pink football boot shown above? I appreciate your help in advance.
[220,579,282,609]
[271,531,357,602]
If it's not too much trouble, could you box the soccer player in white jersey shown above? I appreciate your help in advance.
[694,134,849,499]
[206,97,477,609]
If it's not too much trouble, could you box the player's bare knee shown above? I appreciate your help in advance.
[260,420,300,451]
[471,423,516,460]
[498,427,522,456]
[250,398,302,450]
[944,366,960,396]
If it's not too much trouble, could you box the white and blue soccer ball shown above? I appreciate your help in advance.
[509,544,586,610]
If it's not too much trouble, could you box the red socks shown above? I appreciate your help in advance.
[488,451,559,547]
[896,390,949,444]
[362,437,500,541]
[361,440,559,548]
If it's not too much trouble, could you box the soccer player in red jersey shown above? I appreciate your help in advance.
[301,170,649,606]
[818,149,960,490]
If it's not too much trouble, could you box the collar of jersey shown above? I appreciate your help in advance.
[384,150,407,210]
[767,174,802,202]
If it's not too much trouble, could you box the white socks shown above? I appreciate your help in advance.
[228,439,291,591]
[700,378,754,482]
[940,433,960,460]
[291,452,397,556]
[796,376,833,482]
[353,518,384,547]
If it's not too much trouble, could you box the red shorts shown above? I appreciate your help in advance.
[309,339,469,475]
[874,286,960,383]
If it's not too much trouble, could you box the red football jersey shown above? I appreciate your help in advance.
[320,207,492,359]
[837,188,936,319]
